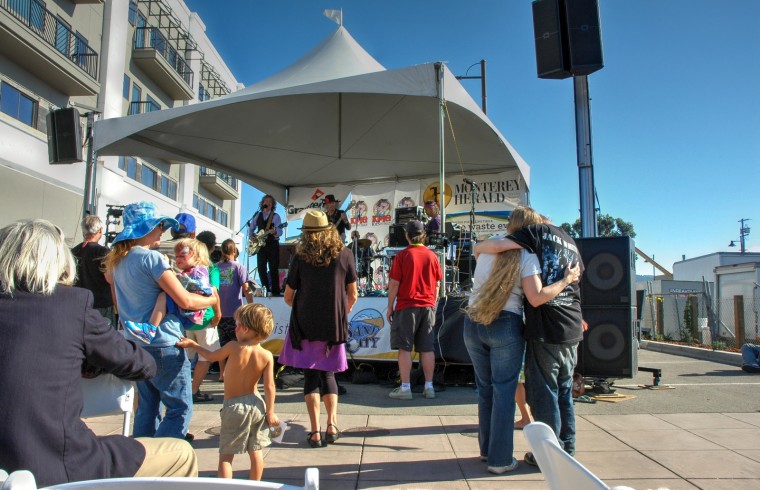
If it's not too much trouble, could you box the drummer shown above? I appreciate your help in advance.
[348,231,375,282]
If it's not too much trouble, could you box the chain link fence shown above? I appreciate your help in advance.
[640,291,759,350]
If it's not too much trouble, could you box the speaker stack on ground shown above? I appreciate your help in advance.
[575,236,638,378]
[532,0,604,79]
[46,107,83,164]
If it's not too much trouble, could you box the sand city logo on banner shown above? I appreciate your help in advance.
[347,308,385,353]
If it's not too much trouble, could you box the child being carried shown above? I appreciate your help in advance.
[124,238,217,343]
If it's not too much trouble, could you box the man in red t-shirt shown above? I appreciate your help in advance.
[387,220,443,400]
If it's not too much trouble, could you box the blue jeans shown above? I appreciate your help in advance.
[741,344,760,366]
[133,345,193,439]
[463,311,525,467]
[525,339,578,455]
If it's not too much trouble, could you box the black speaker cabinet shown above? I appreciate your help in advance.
[532,0,604,79]
[576,236,635,307]
[532,0,571,79]
[564,0,605,76]
[47,107,83,164]
[577,306,638,378]
[388,224,408,247]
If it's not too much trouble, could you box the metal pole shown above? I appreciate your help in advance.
[82,112,97,218]
[435,62,446,296]
[479,59,487,114]
[574,75,597,238]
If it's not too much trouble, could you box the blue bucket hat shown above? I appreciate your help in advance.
[112,201,178,245]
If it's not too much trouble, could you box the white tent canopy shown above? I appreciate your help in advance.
[94,26,530,203]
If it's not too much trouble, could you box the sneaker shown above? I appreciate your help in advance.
[422,386,436,399]
[479,455,488,462]
[488,458,519,474]
[123,321,157,344]
[388,387,413,400]
[742,364,760,373]
[523,451,538,467]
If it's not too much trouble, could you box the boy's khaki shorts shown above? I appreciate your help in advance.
[219,392,271,454]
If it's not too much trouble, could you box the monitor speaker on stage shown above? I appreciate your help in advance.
[575,235,637,378]
[532,0,604,79]
[395,206,423,224]
[47,107,83,164]
[388,224,407,247]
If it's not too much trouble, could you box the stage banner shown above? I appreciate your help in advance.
[419,169,527,238]
[348,183,395,249]
[286,185,353,221]
[393,180,422,210]
[261,297,397,360]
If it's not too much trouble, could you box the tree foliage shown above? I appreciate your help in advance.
[560,214,636,239]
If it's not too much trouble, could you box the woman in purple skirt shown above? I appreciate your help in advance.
[280,210,358,448]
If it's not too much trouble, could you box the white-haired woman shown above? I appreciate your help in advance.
[0,219,197,487]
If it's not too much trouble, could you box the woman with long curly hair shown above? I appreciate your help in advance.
[464,206,579,474]
[279,210,358,448]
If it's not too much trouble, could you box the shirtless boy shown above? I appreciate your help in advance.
[177,303,278,480]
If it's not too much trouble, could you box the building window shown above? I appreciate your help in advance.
[123,75,130,100]
[193,193,228,227]
[131,84,141,114]
[119,156,177,199]
[0,81,36,128]
[146,94,160,112]
[198,83,209,102]
[55,17,71,56]
[128,0,138,26]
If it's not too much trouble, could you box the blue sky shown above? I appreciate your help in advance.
[184,0,759,274]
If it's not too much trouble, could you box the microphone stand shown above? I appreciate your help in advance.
[465,181,478,290]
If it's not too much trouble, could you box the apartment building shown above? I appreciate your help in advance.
[0,0,242,245]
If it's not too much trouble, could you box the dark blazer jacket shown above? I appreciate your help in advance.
[0,285,157,486]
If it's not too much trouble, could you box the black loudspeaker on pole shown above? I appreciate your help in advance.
[47,107,83,164]
[532,0,604,80]
[575,236,638,378]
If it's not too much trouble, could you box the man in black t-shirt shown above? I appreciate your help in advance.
[71,215,115,327]
[475,220,584,461]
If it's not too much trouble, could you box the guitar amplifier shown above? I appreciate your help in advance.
[388,224,408,247]
[395,206,423,224]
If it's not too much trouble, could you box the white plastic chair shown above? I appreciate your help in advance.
[0,469,319,490]
[80,374,135,437]
[523,422,634,490]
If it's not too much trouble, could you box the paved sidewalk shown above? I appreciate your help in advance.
[85,349,760,489]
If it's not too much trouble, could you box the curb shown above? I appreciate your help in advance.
[641,340,742,366]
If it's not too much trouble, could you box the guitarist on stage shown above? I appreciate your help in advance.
[323,194,351,242]
[248,194,283,296]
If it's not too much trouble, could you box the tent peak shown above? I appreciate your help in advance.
[235,25,385,95]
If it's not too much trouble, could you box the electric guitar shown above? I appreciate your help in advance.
[247,223,287,256]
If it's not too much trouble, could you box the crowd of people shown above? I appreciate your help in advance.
[0,197,586,485]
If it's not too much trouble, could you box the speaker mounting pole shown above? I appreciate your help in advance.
[574,75,597,237]
[82,112,97,219]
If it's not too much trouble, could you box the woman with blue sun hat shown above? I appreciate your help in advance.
[104,201,217,440]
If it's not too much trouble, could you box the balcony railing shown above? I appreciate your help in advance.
[134,26,192,86]
[201,167,238,190]
[128,100,160,115]
[0,0,98,79]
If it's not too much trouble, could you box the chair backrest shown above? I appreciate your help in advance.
[40,470,319,489]
[1,469,37,490]
[80,374,134,436]
[523,422,609,490]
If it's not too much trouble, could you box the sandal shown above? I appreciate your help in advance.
[192,391,213,402]
[325,423,341,444]
[306,430,324,448]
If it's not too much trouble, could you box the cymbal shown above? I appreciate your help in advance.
[357,239,373,249]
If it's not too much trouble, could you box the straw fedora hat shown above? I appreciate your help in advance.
[299,210,333,231]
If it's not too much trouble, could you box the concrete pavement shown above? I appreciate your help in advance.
[86,348,760,489]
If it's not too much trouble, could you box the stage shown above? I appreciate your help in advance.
[259,294,472,365]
